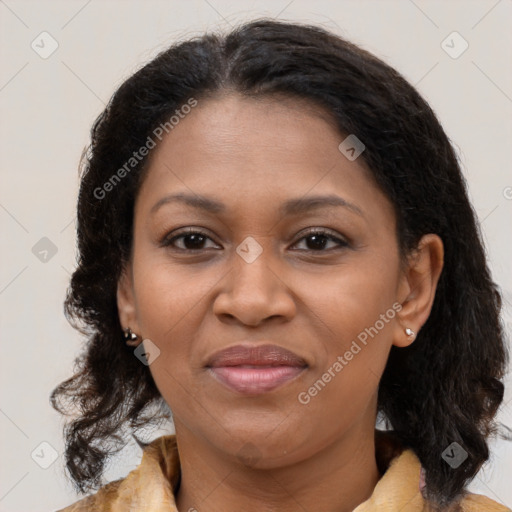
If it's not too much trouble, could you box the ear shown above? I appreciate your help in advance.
[117,261,142,344]
[393,234,444,348]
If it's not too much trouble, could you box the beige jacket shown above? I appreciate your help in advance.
[57,433,510,511]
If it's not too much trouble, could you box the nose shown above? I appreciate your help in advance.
[212,246,296,327]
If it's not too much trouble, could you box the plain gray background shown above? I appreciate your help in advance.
[0,1,511,510]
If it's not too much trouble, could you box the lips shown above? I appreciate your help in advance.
[206,344,307,368]
[206,343,307,395]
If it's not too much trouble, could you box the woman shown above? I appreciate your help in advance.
[52,19,510,512]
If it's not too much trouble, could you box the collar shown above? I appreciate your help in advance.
[59,431,510,512]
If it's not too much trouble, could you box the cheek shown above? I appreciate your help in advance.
[297,257,398,408]
[305,255,399,344]
[296,296,394,438]
[132,268,207,422]
[132,254,215,337]
[130,254,223,398]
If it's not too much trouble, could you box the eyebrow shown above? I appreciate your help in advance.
[150,192,363,217]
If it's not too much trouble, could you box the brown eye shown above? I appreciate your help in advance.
[161,229,220,251]
[291,229,349,252]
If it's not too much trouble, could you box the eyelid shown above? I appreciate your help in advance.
[161,226,349,252]
[290,227,349,250]
[160,227,220,249]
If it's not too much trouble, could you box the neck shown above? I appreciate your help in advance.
[174,422,380,512]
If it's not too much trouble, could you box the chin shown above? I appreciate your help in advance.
[213,427,308,468]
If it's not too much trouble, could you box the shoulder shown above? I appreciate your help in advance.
[371,435,510,512]
[459,492,511,512]
[55,434,180,512]
[55,479,123,512]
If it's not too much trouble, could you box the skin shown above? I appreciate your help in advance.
[117,93,444,512]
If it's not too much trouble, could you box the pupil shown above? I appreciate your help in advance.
[185,234,205,249]
[307,234,327,250]
[181,234,330,250]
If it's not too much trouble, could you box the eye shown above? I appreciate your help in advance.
[161,227,349,253]
[291,229,349,252]
[161,228,220,251]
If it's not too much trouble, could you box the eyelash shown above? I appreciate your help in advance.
[161,227,349,253]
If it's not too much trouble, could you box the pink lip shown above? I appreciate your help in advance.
[206,344,307,395]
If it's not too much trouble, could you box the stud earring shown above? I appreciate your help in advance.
[405,328,416,339]
[123,327,140,346]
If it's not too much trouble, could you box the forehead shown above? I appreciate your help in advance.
[136,93,393,224]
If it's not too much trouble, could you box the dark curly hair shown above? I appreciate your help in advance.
[51,18,509,509]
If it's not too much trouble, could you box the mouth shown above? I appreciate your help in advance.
[205,343,308,395]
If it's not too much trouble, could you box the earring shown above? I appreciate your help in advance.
[123,327,140,346]
[405,328,416,339]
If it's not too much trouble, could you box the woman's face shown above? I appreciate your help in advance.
[118,93,417,467]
